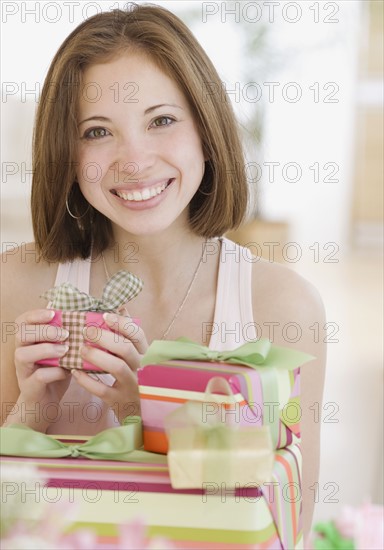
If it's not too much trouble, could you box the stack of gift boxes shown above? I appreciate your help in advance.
[137,338,307,549]
[1,336,310,550]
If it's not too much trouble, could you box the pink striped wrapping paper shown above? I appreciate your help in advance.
[0,440,303,550]
[138,360,301,454]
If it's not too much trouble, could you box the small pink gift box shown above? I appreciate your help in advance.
[36,270,143,373]
[37,310,140,373]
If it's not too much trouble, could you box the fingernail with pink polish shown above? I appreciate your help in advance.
[55,344,69,356]
[103,313,118,324]
[44,310,55,321]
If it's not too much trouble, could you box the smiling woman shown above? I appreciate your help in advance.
[1,4,326,547]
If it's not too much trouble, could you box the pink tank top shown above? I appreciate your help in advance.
[47,237,257,435]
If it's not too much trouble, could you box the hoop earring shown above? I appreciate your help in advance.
[65,198,90,219]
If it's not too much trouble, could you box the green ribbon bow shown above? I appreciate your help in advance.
[41,270,143,312]
[141,337,314,371]
[0,419,167,464]
[313,522,355,550]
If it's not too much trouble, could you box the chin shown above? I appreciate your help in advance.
[113,220,178,238]
[112,210,189,238]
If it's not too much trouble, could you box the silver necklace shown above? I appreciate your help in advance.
[101,250,111,280]
[101,241,206,340]
[160,241,206,340]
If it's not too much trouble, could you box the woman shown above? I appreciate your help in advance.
[1,4,326,540]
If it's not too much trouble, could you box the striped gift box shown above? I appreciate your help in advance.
[138,360,301,454]
[0,438,303,550]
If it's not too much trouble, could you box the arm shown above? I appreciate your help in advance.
[0,244,70,430]
[251,260,327,545]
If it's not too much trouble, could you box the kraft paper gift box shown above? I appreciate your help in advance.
[138,338,313,454]
[163,380,275,489]
[36,270,142,373]
[0,424,304,550]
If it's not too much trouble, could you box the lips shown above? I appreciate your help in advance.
[111,179,174,202]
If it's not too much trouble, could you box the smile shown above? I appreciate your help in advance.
[112,179,174,202]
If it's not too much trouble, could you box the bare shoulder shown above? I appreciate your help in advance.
[251,257,326,350]
[1,242,58,320]
[250,256,327,403]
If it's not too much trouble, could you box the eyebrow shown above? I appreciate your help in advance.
[144,103,183,115]
[78,116,110,127]
[78,104,183,126]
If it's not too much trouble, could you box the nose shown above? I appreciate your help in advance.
[112,132,155,182]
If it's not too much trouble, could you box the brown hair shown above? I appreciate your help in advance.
[31,3,248,261]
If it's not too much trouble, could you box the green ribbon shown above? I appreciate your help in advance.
[141,338,314,449]
[141,337,314,371]
[41,270,143,312]
[0,419,167,464]
[313,522,355,550]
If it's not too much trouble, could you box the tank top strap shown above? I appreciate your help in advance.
[53,256,92,293]
[238,240,257,340]
[209,237,257,350]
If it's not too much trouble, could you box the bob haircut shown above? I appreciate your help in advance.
[31,3,248,261]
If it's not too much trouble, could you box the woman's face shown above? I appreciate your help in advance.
[76,53,206,237]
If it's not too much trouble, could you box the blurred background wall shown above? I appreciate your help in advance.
[1,0,383,525]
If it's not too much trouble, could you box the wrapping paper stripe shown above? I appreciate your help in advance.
[140,385,247,405]
[262,445,302,550]
[143,429,169,454]
[94,532,278,550]
[5,484,277,543]
[66,521,281,548]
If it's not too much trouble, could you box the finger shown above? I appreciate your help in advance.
[15,343,69,367]
[102,313,148,354]
[71,368,140,417]
[83,326,141,367]
[71,369,114,402]
[33,365,71,385]
[19,366,70,399]
[16,309,56,325]
[81,343,141,375]
[16,325,69,347]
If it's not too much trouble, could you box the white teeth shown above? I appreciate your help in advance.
[115,181,170,202]
[141,188,151,201]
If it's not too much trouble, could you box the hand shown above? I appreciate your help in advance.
[71,312,148,424]
[11,309,71,432]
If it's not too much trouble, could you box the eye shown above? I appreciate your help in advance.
[82,127,110,140]
[150,116,175,128]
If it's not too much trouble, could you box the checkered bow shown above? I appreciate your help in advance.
[41,270,143,312]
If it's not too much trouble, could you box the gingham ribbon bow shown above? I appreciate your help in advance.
[41,270,143,312]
